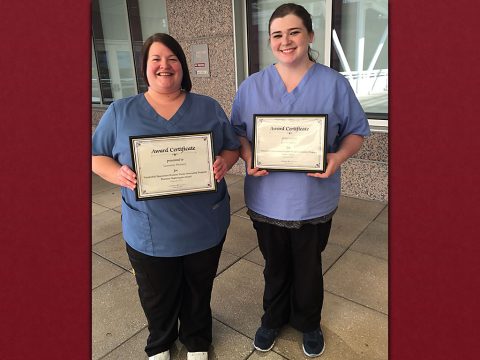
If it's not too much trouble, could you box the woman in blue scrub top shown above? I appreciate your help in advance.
[92,33,240,360]
[231,3,370,358]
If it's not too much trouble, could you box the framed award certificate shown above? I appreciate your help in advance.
[129,132,217,200]
[252,114,328,172]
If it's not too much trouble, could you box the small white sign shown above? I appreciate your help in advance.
[191,44,210,77]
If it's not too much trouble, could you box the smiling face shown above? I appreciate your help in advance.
[269,14,314,67]
[146,41,183,94]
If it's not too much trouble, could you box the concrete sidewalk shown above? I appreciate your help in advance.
[92,173,388,360]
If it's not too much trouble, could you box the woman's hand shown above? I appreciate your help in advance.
[307,134,364,179]
[307,152,341,179]
[246,160,269,177]
[213,149,241,182]
[92,156,137,190]
[213,155,228,182]
[238,136,269,177]
[117,165,137,190]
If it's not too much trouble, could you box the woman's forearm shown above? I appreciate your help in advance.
[219,149,240,171]
[238,136,252,164]
[92,156,122,185]
[336,134,364,164]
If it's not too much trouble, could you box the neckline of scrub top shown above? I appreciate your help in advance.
[270,63,317,107]
[141,91,192,127]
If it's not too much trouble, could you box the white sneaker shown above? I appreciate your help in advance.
[187,351,208,360]
[149,350,170,360]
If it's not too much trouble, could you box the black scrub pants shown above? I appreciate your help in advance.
[126,235,225,357]
[253,219,332,333]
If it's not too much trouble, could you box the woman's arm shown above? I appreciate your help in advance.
[238,136,269,177]
[307,134,364,178]
[92,155,137,190]
[213,149,240,182]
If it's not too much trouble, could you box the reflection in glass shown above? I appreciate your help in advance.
[97,0,137,102]
[91,0,169,104]
[331,0,388,116]
[138,0,169,40]
[92,40,101,104]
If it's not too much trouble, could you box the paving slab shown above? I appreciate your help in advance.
[202,319,253,360]
[228,181,246,214]
[92,272,147,360]
[247,351,288,359]
[320,292,388,360]
[92,203,110,216]
[232,206,249,219]
[337,197,386,222]
[101,319,254,360]
[269,292,387,360]
[225,174,244,186]
[92,173,117,195]
[328,212,371,248]
[350,221,388,260]
[101,327,148,360]
[322,242,347,274]
[92,187,122,209]
[92,209,122,245]
[92,233,132,271]
[223,216,258,258]
[211,259,265,338]
[91,173,388,360]
[324,251,388,314]
[243,247,263,267]
[217,250,240,275]
[375,206,388,225]
[92,253,125,290]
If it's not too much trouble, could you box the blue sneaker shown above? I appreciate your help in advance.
[302,328,325,357]
[253,326,279,352]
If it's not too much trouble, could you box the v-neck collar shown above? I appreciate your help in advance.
[270,64,317,106]
[141,92,191,126]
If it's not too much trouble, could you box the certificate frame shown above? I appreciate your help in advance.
[252,114,328,172]
[129,132,217,200]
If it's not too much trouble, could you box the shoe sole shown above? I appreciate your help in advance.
[253,340,275,352]
[302,343,325,357]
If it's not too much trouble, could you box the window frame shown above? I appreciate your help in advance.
[235,0,388,131]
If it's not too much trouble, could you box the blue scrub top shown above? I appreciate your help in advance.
[92,92,240,257]
[231,63,370,221]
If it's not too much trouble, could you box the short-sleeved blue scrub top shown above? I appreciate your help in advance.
[92,93,240,257]
[231,63,370,221]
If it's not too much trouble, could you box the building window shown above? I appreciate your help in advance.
[246,0,327,72]
[91,0,168,105]
[92,39,102,104]
[243,0,388,122]
[331,0,388,118]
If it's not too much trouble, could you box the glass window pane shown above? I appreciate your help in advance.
[331,0,388,117]
[138,0,168,39]
[92,40,101,104]
[96,0,137,101]
[248,0,326,72]
[133,0,169,93]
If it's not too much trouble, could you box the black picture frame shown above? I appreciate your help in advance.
[252,114,328,172]
[129,132,217,200]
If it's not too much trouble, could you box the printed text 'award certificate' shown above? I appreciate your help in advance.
[252,114,328,172]
[130,132,216,200]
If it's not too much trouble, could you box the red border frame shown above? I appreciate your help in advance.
[389,1,480,359]
[1,1,91,358]
[2,1,479,358]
